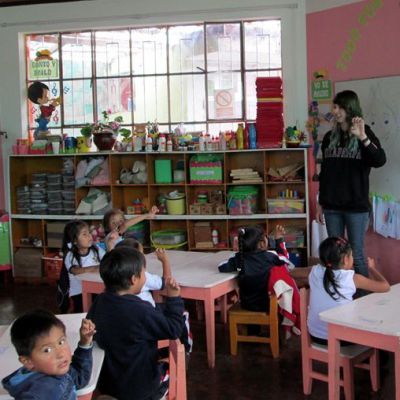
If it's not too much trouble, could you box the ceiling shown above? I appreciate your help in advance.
[0,0,85,6]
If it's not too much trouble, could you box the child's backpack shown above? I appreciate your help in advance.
[56,264,70,313]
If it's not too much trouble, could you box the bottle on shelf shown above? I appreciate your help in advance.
[212,228,219,246]
[205,133,212,151]
[236,123,244,150]
[199,134,205,151]
[146,136,153,152]
[167,136,173,152]
[248,123,257,149]
[158,134,166,152]
[244,124,249,149]
[134,135,143,152]
[219,131,227,151]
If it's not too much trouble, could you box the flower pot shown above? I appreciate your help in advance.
[77,136,92,152]
[93,132,116,151]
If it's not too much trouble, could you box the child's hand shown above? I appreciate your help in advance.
[155,248,168,263]
[367,257,376,270]
[147,205,159,219]
[79,318,96,346]
[165,276,180,297]
[274,224,285,239]
[105,230,120,251]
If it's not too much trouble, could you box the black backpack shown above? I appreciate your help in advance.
[56,264,70,313]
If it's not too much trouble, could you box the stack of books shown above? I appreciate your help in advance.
[230,168,263,183]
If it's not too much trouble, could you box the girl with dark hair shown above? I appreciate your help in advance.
[316,90,386,277]
[59,220,105,312]
[218,225,290,312]
[307,236,389,345]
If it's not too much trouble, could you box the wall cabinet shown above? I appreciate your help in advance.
[9,149,310,280]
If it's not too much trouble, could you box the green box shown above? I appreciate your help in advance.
[155,160,172,183]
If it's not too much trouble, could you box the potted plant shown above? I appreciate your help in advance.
[81,110,130,151]
[119,127,132,152]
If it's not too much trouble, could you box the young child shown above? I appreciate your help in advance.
[2,310,95,400]
[102,205,159,250]
[218,224,289,312]
[115,238,193,353]
[87,246,185,400]
[308,236,390,345]
[62,220,105,312]
[115,238,171,307]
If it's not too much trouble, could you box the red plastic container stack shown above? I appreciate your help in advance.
[255,77,284,148]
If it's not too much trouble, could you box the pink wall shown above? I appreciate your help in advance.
[306,0,400,284]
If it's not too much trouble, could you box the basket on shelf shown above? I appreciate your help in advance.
[150,230,187,250]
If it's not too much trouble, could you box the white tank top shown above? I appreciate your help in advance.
[307,264,355,340]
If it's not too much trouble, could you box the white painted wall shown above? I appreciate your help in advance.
[0,0,308,211]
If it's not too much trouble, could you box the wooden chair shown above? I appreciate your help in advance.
[229,293,279,358]
[300,288,380,400]
[158,339,187,400]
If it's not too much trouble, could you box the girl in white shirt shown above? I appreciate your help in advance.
[308,236,389,345]
[62,220,105,312]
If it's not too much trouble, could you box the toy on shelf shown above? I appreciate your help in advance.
[284,126,306,148]
[126,198,146,215]
[267,190,305,214]
[189,189,225,215]
[267,162,304,182]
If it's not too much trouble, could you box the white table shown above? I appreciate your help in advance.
[77,250,238,368]
[0,313,104,400]
[320,283,400,400]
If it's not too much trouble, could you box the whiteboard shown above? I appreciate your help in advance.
[336,76,400,200]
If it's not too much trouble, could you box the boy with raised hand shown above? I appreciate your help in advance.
[87,246,184,400]
[2,310,95,400]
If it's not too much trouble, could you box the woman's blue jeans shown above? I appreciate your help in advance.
[323,209,370,277]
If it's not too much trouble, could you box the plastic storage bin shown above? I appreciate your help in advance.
[189,154,223,184]
[42,254,63,282]
[267,198,304,214]
[125,221,147,244]
[227,186,259,215]
[165,192,186,215]
[150,229,187,249]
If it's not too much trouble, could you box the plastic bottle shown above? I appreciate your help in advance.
[236,123,244,150]
[248,123,257,149]
[205,133,212,151]
[199,134,205,151]
[219,131,226,151]
[167,137,173,152]
[212,229,219,246]
[134,135,143,152]
[146,136,153,152]
[244,124,249,149]
[158,134,166,152]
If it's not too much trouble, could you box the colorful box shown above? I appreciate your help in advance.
[43,254,63,282]
[189,155,223,184]
[267,199,304,214]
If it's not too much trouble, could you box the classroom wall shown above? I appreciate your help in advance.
[307,0,400,283]
[0,0,308,212]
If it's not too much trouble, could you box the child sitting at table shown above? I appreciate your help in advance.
[101,205,159,250]
[115,238,193,353]
[58,220,105,313]
[87,246,185,400]
[308,236,390,345]
[218,224,290,312]
[2,310,95,400]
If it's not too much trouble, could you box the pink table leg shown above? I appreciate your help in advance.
[219,294,228,324]
[204,292,216,369]
[396,349,400,400]
[328,324,341,400]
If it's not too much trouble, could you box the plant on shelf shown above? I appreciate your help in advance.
[81,109,131,151]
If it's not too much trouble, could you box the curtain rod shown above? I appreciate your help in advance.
[1,3,298,28]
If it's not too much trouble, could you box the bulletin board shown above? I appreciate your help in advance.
[336,76,400,200]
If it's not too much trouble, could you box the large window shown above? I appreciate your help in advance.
[25,19,281,138]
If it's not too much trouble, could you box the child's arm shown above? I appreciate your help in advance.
[353,257,390,292]
[119,205,159,234]
[70,265,99,275]
[79,318,96,347]
[155,248,172,278]
[68,319,95,390]
[273,224,289,259]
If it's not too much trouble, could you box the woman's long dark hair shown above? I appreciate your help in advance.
[329,90,363,152]
[237,225,265,271]
[319,236,352,300]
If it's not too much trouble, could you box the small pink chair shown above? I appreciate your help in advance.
[300,288,380,400]
[158,339,187,400]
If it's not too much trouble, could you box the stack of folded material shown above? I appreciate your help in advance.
[255,77,284,148]
[230,168,263,183]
